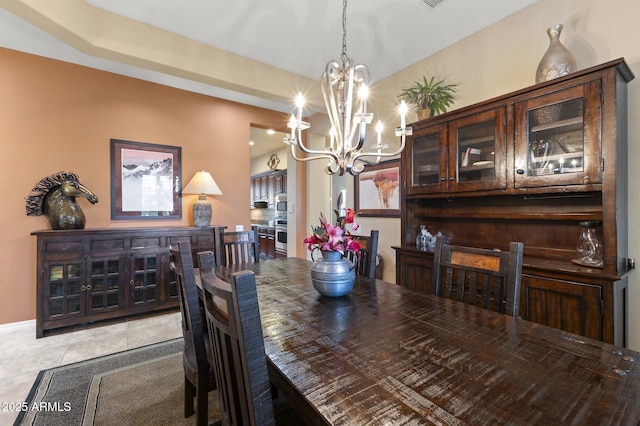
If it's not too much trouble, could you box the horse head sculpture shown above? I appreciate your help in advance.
[26,171,99,230]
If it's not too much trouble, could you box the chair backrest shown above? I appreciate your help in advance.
[221,230,259,266]
[431,236,524,316]
[169,241,209,382]
[346,230,380,279]
[201,269,275,426]
[197,250,217,272]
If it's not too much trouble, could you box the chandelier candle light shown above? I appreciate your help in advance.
[284,0,412,176]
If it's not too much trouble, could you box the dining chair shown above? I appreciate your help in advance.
[201,268,302,425]
[221,230,259,265]
[169,241,217,426]
[431,235,524,316]
[346,230,381,279]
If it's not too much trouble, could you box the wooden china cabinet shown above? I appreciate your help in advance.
[394,58,634,346]
[32,226,225,337]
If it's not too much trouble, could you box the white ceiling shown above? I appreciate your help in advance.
[0,0,538,157]
[250,127,289,160]
[84,0,537,82]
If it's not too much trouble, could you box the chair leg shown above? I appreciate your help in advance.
[184,376,195,418]
[196,376,209,426]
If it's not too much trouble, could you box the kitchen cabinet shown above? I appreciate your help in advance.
[251,170,286,206]
[262,175,269,199]
[394,59,634,346]
[32,226,225,338]
[274,170,287,194]
[254,226,276,259]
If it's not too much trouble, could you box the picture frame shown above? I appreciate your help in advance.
[110,139,182,220]
[354,159,401,217]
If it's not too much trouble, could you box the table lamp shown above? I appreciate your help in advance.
[182,171,222,227]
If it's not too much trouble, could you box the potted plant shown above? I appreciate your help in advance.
[398,75,458,120]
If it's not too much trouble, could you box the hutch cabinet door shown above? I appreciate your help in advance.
[449,107,507,192]
[42,260,86,321]
[86,256,125,314]
[129,253,161,307]
[396,250,435,294]
[521,274,603,341]
[514,81,602,189]
[405,123,448,194]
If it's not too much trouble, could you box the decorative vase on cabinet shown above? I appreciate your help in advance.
[535,24,577,83]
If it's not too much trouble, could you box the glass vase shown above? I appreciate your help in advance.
[576,221,603,267]
[416,225,429,249]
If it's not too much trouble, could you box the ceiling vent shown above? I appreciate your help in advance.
[418,0,445,10]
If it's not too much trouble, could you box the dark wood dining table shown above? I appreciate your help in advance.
[205,257,640,425]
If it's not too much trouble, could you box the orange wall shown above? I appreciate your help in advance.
[0,48,290,325]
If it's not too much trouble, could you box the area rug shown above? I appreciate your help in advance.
[15,339,221,426]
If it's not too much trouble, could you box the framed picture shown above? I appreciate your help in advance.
[354,159,401,217]
[110,139,181,220]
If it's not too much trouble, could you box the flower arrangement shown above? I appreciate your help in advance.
[304,207,361,256]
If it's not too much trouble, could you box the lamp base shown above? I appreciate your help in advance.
[192,196,211,227]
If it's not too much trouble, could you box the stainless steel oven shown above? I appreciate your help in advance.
[275,219,287,255]
[275,195,287,216]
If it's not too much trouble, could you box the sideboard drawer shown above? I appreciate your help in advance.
[45,241,83,254]
[131,237,161,249]
[91,239,125,251]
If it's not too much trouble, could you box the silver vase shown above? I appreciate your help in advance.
[535,24,577,83]
[310,250,355,297]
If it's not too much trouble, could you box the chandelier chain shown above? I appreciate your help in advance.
[341,0,348,63]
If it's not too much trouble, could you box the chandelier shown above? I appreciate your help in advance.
[284,0,412,176]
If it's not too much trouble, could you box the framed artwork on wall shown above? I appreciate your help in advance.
[110,139,182,220]
[354,159,401,217]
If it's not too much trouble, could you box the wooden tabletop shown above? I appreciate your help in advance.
[210,257,640,425]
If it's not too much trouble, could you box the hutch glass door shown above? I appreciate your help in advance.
[408,124,447,194]
[515,82,601,188]
[451,107,506,192]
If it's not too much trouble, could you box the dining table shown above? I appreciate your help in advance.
[204,257,640,425]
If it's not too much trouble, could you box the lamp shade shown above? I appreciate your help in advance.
[182,171,222,195]
[182,171,222,227]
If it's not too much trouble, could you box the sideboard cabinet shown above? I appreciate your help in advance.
[394,59,634,346]
[32,226,225,338]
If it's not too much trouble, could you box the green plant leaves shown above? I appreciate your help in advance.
[398,75,458,117]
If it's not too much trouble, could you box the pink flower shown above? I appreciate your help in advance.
[303,209,361,257]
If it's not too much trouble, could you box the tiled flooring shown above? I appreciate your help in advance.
[0,312,182,425]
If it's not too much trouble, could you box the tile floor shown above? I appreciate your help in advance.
[0,312,182,425]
